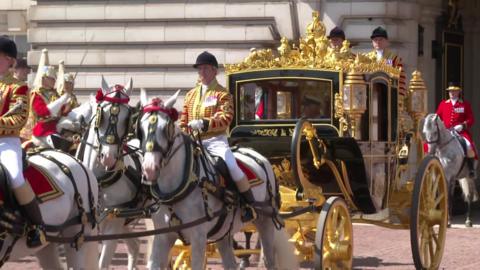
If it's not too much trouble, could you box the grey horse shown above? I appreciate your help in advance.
[422,113,478,227]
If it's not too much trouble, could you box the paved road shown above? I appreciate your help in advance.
[3,213,480,269]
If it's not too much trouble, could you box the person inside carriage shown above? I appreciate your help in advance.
[302,94,325,119]
[179,51,257,222]
[436,82,476,178]
[29,54,75,151]
[0,36,44,248]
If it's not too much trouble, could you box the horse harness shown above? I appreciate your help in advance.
[94,89,135,158]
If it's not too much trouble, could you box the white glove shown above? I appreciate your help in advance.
[188,119,204,131]
[454,124,464,132]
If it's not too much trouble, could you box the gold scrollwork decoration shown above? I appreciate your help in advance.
[251,129,278,137]
[225,11,402,78]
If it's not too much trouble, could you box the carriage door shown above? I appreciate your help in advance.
[367,77,393,210]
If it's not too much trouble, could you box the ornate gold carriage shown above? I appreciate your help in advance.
[224,11,448,270]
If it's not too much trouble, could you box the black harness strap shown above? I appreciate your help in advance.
[45,207,228,243]
[150,134,197,205]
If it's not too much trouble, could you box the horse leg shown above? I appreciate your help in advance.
[64,225,99,270]
[239,232,251,268]
[459,177,474,227]
[447,179,455,227]
[216,236,238,270]
[148,233,177,270]
[466,197,473,227]
[124,229,140,270]
[254,215,275,269]
[98,219,122,269]
[189,232,207,270]
[36,244,63,270]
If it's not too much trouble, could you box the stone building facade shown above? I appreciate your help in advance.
[1,0,480,141]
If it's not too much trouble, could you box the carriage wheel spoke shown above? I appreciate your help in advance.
[434,193,445,209]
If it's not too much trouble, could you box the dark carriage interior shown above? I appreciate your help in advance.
[237,78,332,122]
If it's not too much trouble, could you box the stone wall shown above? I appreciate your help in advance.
[28,0,313,99]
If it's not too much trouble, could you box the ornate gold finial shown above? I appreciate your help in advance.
[306,11,325,39]
[408,70,427,92]
[224,10,403,77]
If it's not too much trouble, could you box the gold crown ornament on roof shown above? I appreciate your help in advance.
[225,11,401,78]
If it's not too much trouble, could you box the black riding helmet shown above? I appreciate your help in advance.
[0,36,17,59]
[193,51,218,68]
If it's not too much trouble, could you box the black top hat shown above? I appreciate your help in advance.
[328,27,346,40]
[0,36,17,59]
[15,58,30,69]
[193,51,218,68]
[370,27,388,39]
[302,95,322,106]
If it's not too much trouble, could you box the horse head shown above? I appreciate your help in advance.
[423,113,449,153]
[94,76,134,169]
[57,95,96,134]
[138,89,181,182]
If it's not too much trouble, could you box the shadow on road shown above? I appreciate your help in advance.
[353,256,414,269]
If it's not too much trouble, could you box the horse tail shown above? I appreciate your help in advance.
[458,177,479,202]
[273,227,299,269]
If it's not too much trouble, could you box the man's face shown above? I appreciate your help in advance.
[64,81,74,92]
[14,67,30,81]
[449,90,460,99]
[197,64,217,85]
[330,37,344,49]
[0,53,15,75]
[372,37,389,50]
[42,76,56,89]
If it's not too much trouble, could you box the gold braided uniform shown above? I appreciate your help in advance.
[180,79,234,139]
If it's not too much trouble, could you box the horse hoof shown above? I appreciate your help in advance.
[466,220,473,227]
[239,257,250,269]
[447,221,452,228]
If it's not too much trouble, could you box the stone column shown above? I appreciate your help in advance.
[462,1,480,146]
[416,0,443,113]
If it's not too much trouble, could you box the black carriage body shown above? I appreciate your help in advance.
[226,69,397,214]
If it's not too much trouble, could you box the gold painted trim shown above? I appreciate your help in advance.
[324,160,358,211]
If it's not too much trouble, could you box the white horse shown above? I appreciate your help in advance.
[58,77,142,270]
[0,150,99,269]
[422,113,479,227]
[139,90,298,270]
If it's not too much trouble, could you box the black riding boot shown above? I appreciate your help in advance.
[240,189,258,223]
[13,182,46,248]
[467,157,476,178]
[22,199,46,248]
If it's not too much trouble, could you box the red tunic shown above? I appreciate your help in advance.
[31,88,59,137]
[436,99,474,146]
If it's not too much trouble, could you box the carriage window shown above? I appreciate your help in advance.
[238,79,331,121]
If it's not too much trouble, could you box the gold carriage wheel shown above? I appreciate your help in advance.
[410,156,448,270]
[314,196,353,270]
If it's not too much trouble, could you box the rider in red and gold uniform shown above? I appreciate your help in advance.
[0,36,44,247]
[436,83,476,177]
[180,51,257,222]
[30,64,73,149]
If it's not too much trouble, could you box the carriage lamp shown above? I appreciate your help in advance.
[407,70,427,122]
[343,71,367,139]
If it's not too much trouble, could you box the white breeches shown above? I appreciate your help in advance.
[464,139,475,157]
[0,137,26,188]
[202,135,245,181]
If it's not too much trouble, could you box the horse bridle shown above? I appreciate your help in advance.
[94,89,134,156]
[140,103,181,167]
[425,115,455,150]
